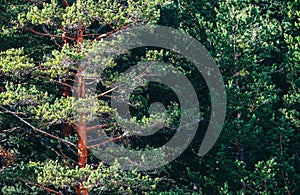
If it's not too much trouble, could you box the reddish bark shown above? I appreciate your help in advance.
[62,86,72,97]
[61,0,69,7]
[21,0,90,194]
[59,1,87,190]
[20,178,63,195]
[76,28,84,46]
[62,122,74,137]
[0,148,14,167]
[75,19,88,193]
[76,69,87,168]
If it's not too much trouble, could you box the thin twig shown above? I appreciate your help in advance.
[87,124,107,131]
[281,171,291,195]
[83,33,102,37]
[2,111,26,115]
[0,127,20,134]
[96,88,116,98]
[264,179,268,194]
[87,134,125,149]
[32,74,78,91]
[24,0,43,5]
[94,24,128,41]
[51,147,77,164]
[63,141,79,156]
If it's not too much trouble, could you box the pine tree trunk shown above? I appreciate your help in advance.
[75,1,88,193]
[76,68,88,195]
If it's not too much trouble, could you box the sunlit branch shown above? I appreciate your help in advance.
[96,87,116,98]
[94,24,128,41]
[23,26,75,40]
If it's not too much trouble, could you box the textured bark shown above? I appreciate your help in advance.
[76,28,84,46]
[75,2,88,190]
[76,69,87,168]
[76,117,88,195]
[76,66,88,195]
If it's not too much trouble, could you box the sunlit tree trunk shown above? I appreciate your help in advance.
[74,1,88,194]
[76,68,88,195]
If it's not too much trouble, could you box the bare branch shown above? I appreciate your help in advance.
[82,33,102,37]
[51,147,77,164]
[32,74,78,91]
[20,178,63,195]
[0,127,20,134]
[87,124,107,131]
[0,105,77,148]
[62,141,79,156]
[94,24,129,41]
[281,171,291,195]
[96,87,116,98]
[23,26,75,40]
[87,133,126,149]
[24,0,43,5]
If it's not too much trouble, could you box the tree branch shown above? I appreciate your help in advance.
[0,127,20,135]
[96,87,116,98]
[20,178,63,195]
[23,26,75,40]
[94,24,129,41]
[24,0,43,5]
[0,105,77,148]
[61,0,69,7]
[32,74,78,91]
[87,134,126,149]
[86,124,107,131]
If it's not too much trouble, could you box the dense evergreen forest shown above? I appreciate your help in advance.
[0,0,299,194]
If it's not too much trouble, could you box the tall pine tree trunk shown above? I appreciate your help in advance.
[76,67,88,195]
[70,1,87,194]
[75,0,88,192]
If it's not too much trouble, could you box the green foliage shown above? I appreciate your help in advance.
[26,160,159,193]
[171,0,299,194]
[34,96,74,124]
[0,0,299,194]
[19,0,170,33]
[0,48,34,74]
[39,46,85,78]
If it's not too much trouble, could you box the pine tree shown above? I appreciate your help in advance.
[1,0,170,194]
